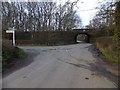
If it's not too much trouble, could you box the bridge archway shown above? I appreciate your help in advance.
[75,33,90,43]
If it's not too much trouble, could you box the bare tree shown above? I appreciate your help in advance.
[2,1,82,32]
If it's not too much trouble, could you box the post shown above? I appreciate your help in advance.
[6,27,16,46]
[13,27,15,46]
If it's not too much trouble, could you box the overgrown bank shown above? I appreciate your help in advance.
[91,36,120,66]
[88,1,120,66]
[2,40,26,70]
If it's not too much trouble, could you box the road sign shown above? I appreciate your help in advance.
[6,30,14,33]
[6,27,16,46]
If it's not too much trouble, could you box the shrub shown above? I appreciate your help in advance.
[2,40,26,68]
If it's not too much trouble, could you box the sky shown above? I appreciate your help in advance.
[56,0,115,26]
[75,0,102,26]
[4,0,117,26]
[68,0,115,26]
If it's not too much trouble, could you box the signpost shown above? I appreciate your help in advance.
[6,27,16,46]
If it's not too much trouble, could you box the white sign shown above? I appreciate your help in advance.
[6,27,16,46]
[6,30,14,33]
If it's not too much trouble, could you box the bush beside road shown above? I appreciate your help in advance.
[2,40,26,71]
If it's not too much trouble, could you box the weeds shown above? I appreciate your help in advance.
[18,48,26,58]
[2,40,26,69]
[94,37,120,66]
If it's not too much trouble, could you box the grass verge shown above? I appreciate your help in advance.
[2,40,26,70]
[18,48,26,59]
[100,48,120,66]
[94,37,120,66]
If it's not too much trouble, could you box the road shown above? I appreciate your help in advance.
[3,44,118,88]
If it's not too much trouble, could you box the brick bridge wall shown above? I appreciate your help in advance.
[15,31,90,45]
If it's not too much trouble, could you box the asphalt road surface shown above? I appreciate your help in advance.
[2,44,118,88]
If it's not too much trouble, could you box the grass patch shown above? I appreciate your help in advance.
[93,37,120,66]
[2,40,27,70]
[18,48,26,59]
[100,49,120,66]
[2,47,26,70]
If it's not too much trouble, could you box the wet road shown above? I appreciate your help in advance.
[3,44,117,88]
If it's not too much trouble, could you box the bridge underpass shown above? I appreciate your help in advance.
[7,29,93,45]
[76,33,90,43]
[73,29,92,43]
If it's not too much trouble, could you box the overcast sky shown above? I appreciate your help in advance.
[75,0,101,26]
[5,0,116,26]
[55,0,115,26]
[72,0,115,26]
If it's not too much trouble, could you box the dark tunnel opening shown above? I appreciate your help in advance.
[75,33,90,43]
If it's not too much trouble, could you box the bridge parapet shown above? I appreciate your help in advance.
[72,28,93,33]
